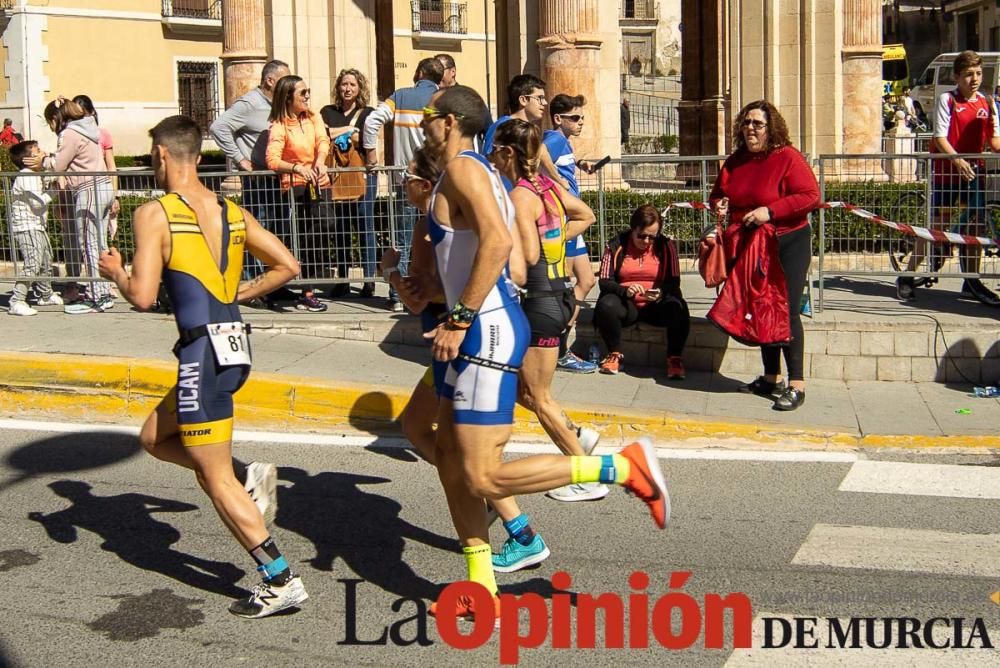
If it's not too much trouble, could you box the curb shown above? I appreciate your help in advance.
[1,352,998,450]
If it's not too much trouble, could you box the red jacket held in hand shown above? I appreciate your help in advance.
[707,223,792,347]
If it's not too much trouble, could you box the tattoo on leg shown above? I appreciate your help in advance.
[563,412,576,432]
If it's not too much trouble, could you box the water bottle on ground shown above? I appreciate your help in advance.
[800,293,812,317]
[588,343,601,365]
[973,386,1000,398]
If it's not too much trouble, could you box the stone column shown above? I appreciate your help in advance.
[221,0,268,106]
[841,0,883,178]
[536,0,604,159]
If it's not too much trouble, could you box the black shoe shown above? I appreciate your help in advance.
[738,376,785,397]
[962,279,1000,306]
[264,297,289,313]
[359,282,376,298]
[773,387,806,411]
[329,283,351,298]
[896,276,915,301]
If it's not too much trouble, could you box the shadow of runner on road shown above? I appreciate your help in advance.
[275,468,578,605]
[29,480,246,598]
[349,390,421,463]
[0,431,142,495]
[276,467,454,601]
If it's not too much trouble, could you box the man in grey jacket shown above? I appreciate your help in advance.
[210,60,292,306]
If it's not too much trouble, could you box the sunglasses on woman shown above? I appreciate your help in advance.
[635,233,657,241]
[402,170,428,184]
[740,119,767,130]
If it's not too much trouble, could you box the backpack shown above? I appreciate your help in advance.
[327,108,367,201]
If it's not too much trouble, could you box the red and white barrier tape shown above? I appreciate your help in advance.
[660,200,998,247]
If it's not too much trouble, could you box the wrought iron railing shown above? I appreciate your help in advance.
[162,0,222,21]
[411,0,467,35]
[621,0,658,20]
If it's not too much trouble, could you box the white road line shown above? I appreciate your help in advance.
[0,418,859,462]
[792,525,1000,578]
[839,460,1000,500]
[725,613,994,666]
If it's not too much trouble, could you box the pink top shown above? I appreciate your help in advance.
[99,127,113,152]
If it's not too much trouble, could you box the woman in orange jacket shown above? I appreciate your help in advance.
[266,75,331,312]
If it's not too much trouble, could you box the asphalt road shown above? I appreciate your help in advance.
[1,420,998,667]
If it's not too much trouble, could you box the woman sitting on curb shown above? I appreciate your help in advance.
[595,204,690,378]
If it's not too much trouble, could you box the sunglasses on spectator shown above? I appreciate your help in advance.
[423,106,464,121]
[635,233,657,241]
[740,119,767,130]
[402,170,428,184]
[523,94,547,104]
[296,89,311,97]
[558,114,584,122]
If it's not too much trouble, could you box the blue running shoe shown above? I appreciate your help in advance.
[492,535,551,573]
[556,351,598,374]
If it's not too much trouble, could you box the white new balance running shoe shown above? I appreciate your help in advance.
[244,462,278,525]
[229,575,308,618]
[547,427,610,502]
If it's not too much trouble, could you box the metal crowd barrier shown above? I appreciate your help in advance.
[12,154,992,318]
[0,165,406,288]
[815,153,1000,312]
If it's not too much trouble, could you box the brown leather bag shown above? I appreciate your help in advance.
[698,222,727,288]
[328,110,367,201]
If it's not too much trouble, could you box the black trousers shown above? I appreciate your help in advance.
[594,292,690,357]
[762,224,811,382]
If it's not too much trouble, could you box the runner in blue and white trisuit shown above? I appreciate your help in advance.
[420,85,671,626]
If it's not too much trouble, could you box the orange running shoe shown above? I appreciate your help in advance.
[429,587,502,627]
[619,437,671,529]
[599,352,624,375]
[667,356,685,380]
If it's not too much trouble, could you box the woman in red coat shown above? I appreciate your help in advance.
[709,100,819,411]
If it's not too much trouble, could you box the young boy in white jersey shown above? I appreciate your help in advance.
[7,141,63,315]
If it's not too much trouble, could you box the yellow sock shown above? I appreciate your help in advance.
[571,455,631,485]
[463,544,497,595]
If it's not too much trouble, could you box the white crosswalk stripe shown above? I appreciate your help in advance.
[838,461,1000,500]
[791,524,1000,578]
[725,460,1000,663]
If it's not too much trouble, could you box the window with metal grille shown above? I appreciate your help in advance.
[411,1,467,34]
[177,61,219,135]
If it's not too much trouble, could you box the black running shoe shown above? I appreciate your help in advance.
[963,279,1000,306]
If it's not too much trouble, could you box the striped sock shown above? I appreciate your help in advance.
[502,513,536,546]
[571,454,631,485]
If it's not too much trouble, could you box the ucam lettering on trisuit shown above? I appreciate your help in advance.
[177,362,200,413]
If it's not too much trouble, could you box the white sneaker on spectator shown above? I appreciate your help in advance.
[547,427,610,501]
[96,295,116,312]
[8,302,37,316]
[36,293,63,306]
[244,462,278,525]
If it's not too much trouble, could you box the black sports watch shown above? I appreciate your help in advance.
[446,301,477,330]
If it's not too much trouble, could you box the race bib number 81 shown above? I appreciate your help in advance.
[207,322,252,367]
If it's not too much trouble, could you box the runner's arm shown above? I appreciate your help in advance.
[98,201,165,311]
[510,186,541,266]
[239,209,301,301]
[552,181,596,239]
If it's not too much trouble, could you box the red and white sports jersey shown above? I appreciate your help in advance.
[932,89,1000,182]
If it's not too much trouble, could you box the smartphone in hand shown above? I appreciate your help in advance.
[589,155,612,173]
[644,288,661,301]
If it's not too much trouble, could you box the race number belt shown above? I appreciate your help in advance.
[174,321,252,367]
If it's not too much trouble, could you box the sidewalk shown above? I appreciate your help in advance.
[1,281,998,448]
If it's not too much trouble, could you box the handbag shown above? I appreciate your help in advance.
[698,221,727,288]
[328,109,367,201]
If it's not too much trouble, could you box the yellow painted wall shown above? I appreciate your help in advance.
[391,0,498,108]
[44,16,221,102]
[27,0,162,11]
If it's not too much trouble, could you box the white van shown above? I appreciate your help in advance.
[911,52,1000,131]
